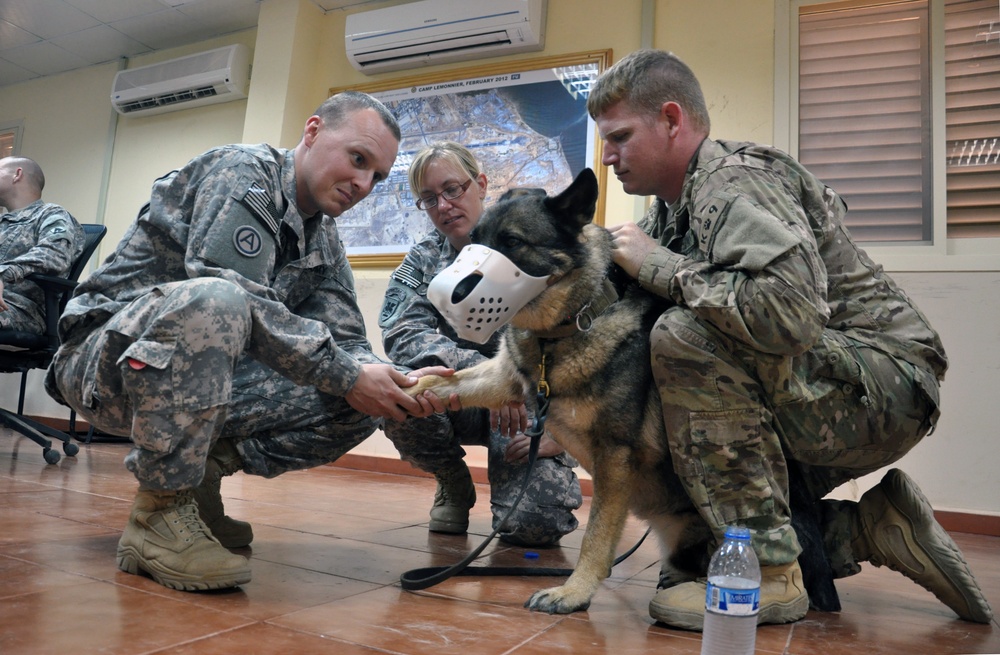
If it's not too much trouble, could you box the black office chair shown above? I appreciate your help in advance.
[0,223,107,464]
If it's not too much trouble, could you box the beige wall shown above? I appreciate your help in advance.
[1,0,997,517]
[0,61,120,230]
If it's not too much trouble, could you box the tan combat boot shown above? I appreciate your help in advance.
[853,468,993,623]
[649,560,809,631]
[117,488,251,591]
[191,439,253,548]
[428,462,476,534]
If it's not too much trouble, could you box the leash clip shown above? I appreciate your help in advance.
[574,302,594,332]
[537,353,551,397]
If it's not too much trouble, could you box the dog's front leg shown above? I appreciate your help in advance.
[405,356,524,410]
[525,444,633,614]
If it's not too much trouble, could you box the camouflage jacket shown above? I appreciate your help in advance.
[1,199,84,331]
[56,144,382,397]
[379,231,499,370]
[637,138,947,400]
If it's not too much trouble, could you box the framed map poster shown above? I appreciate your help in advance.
[330,49,612,268]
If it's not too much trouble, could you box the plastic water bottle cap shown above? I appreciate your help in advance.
[724,525,752,541]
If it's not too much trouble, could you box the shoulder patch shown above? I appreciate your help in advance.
[239,183,280,235]
[233,225,264,257]
[693,191,733,252]
[379,286,409,327]
[695,190,801,271]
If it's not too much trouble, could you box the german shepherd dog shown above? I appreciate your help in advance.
[405,168,714,614]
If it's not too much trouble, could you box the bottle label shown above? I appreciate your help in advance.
[705,583,760,616]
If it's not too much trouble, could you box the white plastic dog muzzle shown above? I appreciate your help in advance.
[427,244,549,344]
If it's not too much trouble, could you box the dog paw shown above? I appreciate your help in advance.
[404,375,444,398]
[524,586,592,614]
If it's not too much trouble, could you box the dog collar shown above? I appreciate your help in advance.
[534,277,621,340]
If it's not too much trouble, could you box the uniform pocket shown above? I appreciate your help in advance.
[118,339,178,413]
[687,408,777,526]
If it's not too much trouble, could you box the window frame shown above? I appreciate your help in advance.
[775,0,1000,272]
[0,119,23,160]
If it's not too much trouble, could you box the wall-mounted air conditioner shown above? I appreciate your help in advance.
[345,0,547,75]
[111,44,251,117]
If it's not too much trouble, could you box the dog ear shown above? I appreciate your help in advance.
[544,168,599,229]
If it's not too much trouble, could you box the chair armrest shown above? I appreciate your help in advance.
[27,273,77,293]
[26,273,77,343]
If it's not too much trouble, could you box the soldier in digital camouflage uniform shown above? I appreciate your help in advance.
[380,142,581,547]
[587,50,992,629]
[45,92,453,593]
[0,157,84,333]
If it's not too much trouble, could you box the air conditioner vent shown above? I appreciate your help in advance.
[111,44,250,117]
[346,0,546,75]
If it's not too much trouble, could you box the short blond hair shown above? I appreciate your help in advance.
[587,49,711,135]
[408,141,481,195]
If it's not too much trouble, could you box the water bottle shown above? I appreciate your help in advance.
[700,525,761,655]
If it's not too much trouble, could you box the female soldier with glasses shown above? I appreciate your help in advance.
[379,141,582,546]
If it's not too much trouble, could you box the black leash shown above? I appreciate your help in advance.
[400,391,650,591]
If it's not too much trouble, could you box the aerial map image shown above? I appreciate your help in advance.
[337,64,598,257]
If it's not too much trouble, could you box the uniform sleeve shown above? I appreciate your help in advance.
[168,159,285,301]
[148,152,371,397]
[380,251,490,371]
[638,170,829,356]
[0,207,82,284]
[264,235,384,396]
[298,230,385,369]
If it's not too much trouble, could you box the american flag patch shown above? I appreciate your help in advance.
[390,262,423,290]
[239,183,279,235]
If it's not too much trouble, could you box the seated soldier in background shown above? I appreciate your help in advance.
[0,156,84,333]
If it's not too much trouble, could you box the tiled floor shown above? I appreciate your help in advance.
[1,431,998,655]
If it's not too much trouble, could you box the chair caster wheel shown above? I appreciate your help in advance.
[43,448,61,465]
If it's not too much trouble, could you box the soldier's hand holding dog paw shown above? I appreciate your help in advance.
[407,366,461,415]
[346,363,456,422]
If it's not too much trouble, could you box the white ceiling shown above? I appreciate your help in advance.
[0,0,393,88]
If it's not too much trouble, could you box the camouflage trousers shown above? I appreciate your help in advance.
[651,306,938,573]
[0,303,42,333]
[48,278,378,490]
[383,409,582,546]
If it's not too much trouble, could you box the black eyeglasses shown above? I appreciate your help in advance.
[415,178,474,210]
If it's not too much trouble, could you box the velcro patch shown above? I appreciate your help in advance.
[239,183,279,235]
[390,261,424,290]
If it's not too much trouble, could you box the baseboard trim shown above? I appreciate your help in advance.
[28,416,997,538]
[330,453,601,493]
[332,454,1000,538]
[934,510,1000,538]
[23,414,94,434]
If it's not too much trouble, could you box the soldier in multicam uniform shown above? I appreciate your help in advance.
[45,92,454,593]
[587,50,992,629]
[380,142,581,547]
[0,157,84,333]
